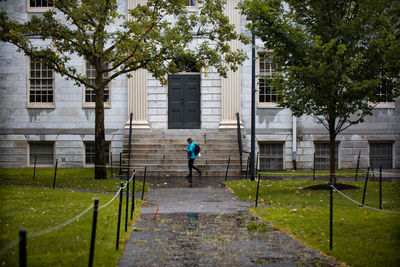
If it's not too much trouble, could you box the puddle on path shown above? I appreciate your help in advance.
[119,213,338,267]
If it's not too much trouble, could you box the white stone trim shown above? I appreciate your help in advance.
[219,0,241,129]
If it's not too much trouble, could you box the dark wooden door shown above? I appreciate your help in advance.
[168,75,201,129]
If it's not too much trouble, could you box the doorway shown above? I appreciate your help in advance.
[168,74,201,129]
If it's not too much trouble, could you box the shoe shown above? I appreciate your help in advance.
[198,171,202,179]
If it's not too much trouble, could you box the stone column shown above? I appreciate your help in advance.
[127,0,150,129]
[219,0,242,129]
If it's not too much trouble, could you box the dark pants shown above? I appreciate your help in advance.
[188,158,201,182]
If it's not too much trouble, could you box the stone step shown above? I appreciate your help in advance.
[122,148,241,156]
[129,169,242,177]
[123,129,247,177]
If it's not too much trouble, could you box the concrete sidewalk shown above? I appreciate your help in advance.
[118,176,340,266]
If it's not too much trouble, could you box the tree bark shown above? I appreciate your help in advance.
[94,83,107,180]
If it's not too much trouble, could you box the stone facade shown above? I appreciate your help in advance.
[0,0,399,171]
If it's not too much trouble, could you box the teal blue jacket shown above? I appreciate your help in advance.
[185,142,196,159]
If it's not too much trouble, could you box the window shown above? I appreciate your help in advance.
[314,142,338,170]
[258,52,279,106]
[370,142,393,169]
[84,61,110,108]
[28,58,54,108]
[29,142,54,166]
[259,143,283,171]
[185,0,198,11]
[186,0,196,6]
[85,142,110,165]
[28,0,54,12]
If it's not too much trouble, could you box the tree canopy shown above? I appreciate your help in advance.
[240,0,400,183]
[1,0,247,179]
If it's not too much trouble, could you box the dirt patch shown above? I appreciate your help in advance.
[303,183,359,191]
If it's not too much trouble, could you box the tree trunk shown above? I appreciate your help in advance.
[94,83,107,180]
[328,119,336,185]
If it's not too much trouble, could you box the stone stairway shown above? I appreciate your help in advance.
[122,129,245,177]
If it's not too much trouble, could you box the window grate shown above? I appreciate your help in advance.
[370,143,392,169]
[85,142,110,165]
[30,143,54,165]
[314,143,338,170]
[259,143,283,171]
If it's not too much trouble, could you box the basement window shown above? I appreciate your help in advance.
[29,142,54,166]
[314,142,338,170]
[84,142,110,166]
[369,142,393,169]
[259,143,283,171]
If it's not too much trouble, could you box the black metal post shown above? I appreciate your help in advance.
[250,32,256,181]
[370,159,376,179]
[355,150,361,181]
[225,156,231,182]
[361,167,370,206]
[141,166,147,201]
[255,173,261,207]
[110,152,113,179]
[125,171,130,232]
[125,113,133,230]
[32,156,37,180]
[119,152,122,175]
[116,182,123,250]
[330,186,333,250]
[19,228,27,267]
[88,198,99,267]
[130,171,136,220]
[379,166,382,210]
[52,159,58,189]
[236,113,243,173]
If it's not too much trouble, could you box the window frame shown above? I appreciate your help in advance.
[28,141,55,167]
[82,61,111,109]
[27,0,55,13]
[27,57,55,109]
[84,141,111,167]
[257,51,280,108]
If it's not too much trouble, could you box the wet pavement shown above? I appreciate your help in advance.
[118,176,340,266]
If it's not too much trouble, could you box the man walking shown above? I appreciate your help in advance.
[185,137,201,187]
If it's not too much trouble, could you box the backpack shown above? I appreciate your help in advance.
[194,143,201,156]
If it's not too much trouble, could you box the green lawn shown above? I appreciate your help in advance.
[0,186,141,266]
[0,168,148,192]
[226,179,400,267]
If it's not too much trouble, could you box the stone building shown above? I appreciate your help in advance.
[0,0,399,176]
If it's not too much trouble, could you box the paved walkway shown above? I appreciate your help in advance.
[118,177,339,266]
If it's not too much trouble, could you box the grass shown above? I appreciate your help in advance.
[258,169,366,178]
[0,185,142,267]
[0,168,148,192]
[226,179,400,267]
